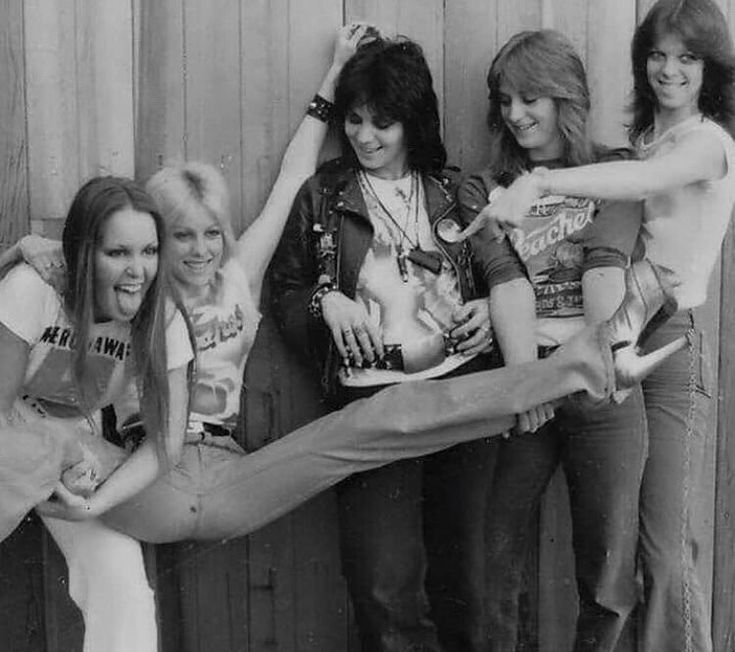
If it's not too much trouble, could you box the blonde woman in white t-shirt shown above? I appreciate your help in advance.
[461,1,735,650]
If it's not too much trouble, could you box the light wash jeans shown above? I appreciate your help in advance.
[1,323,614,546]
[101,324,615,543]
[638,310,713,652]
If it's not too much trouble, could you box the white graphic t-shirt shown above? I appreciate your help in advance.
[340,172,474,387]
[187,258,261,427]
[637,115,735,308]
[0,264,192,422]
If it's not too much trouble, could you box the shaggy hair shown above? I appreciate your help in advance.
[485,29,594,184]
[630,0,735,140]
[334,36,447,174]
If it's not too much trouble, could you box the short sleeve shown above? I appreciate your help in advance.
[165,306,194,371]
[458,170,527,288]
[0,264,58,344]
[579,200,643,272]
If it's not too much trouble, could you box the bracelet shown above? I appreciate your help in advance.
[309,282,338,319]
[307,94,334,124]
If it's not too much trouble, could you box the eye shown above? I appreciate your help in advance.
[498,95,511,107]
[143,245,159,256]
[373,117,395,130]
[346,112,362,125]
[648,49,665,62]
[205,227,222,239]
[104,248,127,258]
[172,230,191,241]
[521,96,539,105]
[679,52,700,65]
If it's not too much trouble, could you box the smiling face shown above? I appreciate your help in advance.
[344,104,409,180]
[93,207,159,322]
[498,82,564,162]
[647,31,703,127]
[165,206,224,295]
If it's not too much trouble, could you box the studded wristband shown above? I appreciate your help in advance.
[306,94,335,124]
[309,282,338,319]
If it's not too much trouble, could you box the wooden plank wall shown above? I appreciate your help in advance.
[1,1,735,651]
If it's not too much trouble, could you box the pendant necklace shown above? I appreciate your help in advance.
[359,171,442,282]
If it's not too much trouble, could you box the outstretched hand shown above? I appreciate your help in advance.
[459,171,546,242]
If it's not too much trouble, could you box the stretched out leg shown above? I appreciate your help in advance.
[104,324,614,542]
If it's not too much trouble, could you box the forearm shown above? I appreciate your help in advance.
[88,439,159,514]
[582,267,625,325]
[490,279,538,365]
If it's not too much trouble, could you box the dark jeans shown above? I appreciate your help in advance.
[484,382,647,652]
[638,310,713,652]
[334,355,498,652]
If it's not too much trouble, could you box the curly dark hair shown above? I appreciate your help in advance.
[333,36,446,174]
[630,0,735,140]
[485,29,594,184]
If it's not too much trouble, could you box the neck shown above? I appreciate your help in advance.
[654,107,700,137]
[364,165,411,182]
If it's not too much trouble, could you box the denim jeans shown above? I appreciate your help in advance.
[637,310,713,652]
[483,382,647,652]
[2,324,614,547]
[334,355,498,652]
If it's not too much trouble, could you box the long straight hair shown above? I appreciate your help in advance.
[486,29,594,184]
[62,176,178,461]
[630,0,735,140]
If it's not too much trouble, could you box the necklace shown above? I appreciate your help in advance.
[359,171,442,281]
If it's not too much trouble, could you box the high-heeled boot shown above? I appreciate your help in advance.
[603,258,688,393]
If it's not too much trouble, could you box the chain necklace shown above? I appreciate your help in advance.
[358,170,442,281]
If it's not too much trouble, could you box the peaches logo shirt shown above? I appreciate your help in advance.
[494,188,597,346]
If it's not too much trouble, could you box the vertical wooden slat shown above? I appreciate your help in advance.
[586,1,636,147]
[0,0,29,248]
[74,0,134,178]
[0,517,46,652]
[24,0,79,223]
[134,0,186,182]
[443,0,497,172]
[714,225,735,652]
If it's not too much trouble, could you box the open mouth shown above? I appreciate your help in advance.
[184,259,214,273]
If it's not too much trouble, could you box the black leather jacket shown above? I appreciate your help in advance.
[271,159,484,398]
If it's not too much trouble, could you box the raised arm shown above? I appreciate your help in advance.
[234,23,373,306]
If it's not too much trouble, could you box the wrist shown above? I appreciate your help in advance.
[531,167,551,197]
[309,281,338,319]
[306,93,335,124]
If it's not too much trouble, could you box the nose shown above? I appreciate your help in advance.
[191,234,208,256]
[356,122,374,144]
[661,55,678,76]
[507,99,524,123]
[125,254,145,279]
